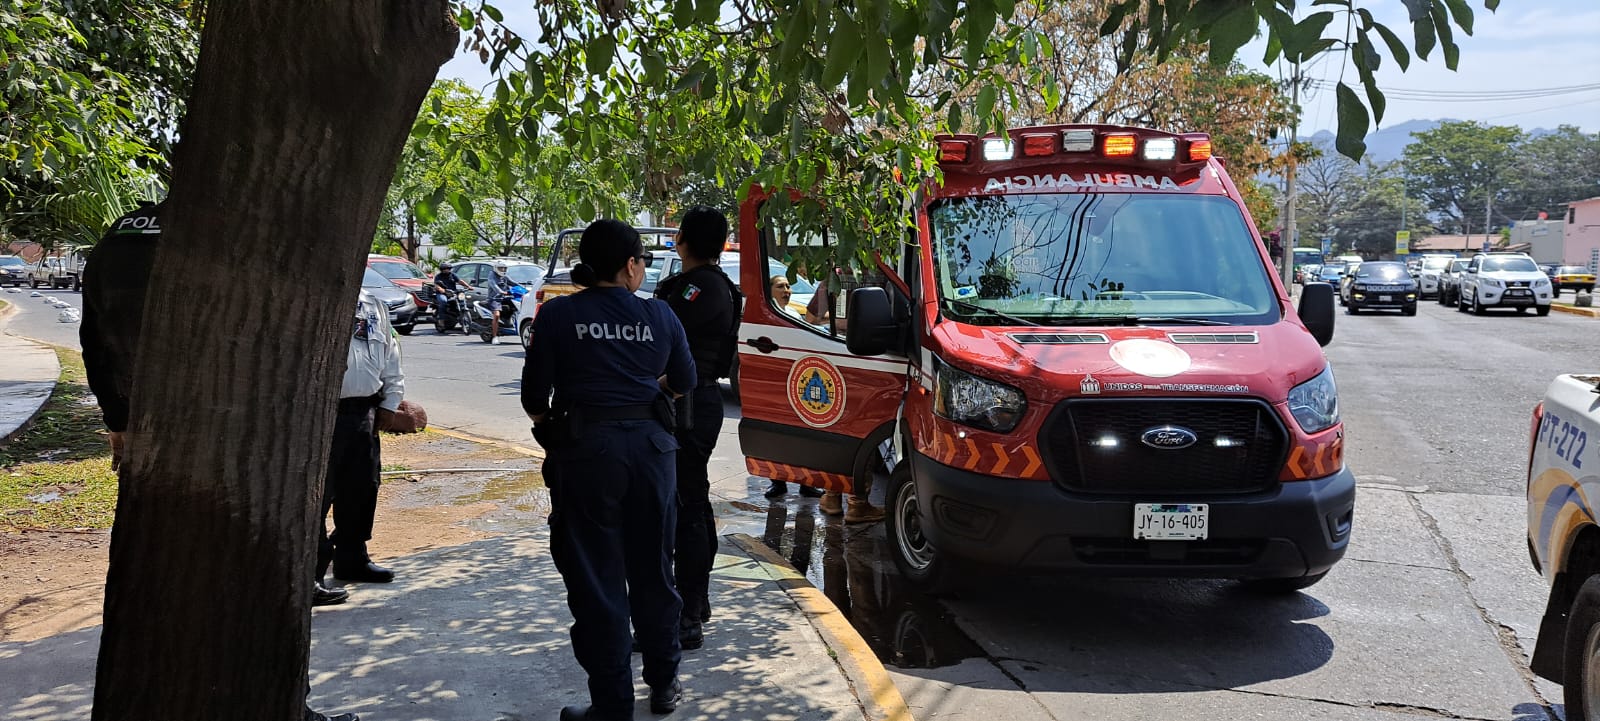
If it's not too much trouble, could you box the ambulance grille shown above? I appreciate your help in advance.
[1167,332,1259,344]
[1007,333,1109,344]
[1040,398,1287,494]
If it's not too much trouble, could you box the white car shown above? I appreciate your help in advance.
[1457,252,1553,316]
[1415,254,1456,299]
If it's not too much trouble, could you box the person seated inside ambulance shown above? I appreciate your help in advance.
[769,275,811,321]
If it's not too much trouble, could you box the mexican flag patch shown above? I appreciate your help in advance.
[682,284,701,301]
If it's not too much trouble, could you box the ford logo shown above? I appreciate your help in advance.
[1140,426,1199,450]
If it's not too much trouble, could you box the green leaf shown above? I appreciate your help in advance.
[1400,0,1431,20]
[1441,0,1474,33]
[1484,0,1500,10]
[698,68,719,99]
[822,16,863,87]
[1364,74,1387,126]
[1430,1,1459,68]
[586,35,615,75]
[846,54,869,106]
[1208,2,1260,66]
[456,5,476,30]
[482,4,503,22]
[963,0,997,67]
[1288,12,1335,61]
[448,191,474,222]
[641,50,666,85]
[1372,22,1412,71]
[975,84,996,127]
[672,0,695,29]
[463,148,482,172]
[761,103,788,136]
[993,0,1016,18]
[430,95,442,116]
[1334,82,1370,160]
[696,0,720,23]
[672,71,705,93]
[948,101,963,132]
[578,198,596,222]
[865,29,891,84]
[1411,9,1436,60]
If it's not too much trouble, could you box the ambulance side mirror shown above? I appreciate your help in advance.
[847,287,899,356]
[1298,282,1336,347]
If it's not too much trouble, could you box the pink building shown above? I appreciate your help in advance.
[1569,197,1600,272]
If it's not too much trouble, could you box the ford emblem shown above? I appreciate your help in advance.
[1140,426,1199,450]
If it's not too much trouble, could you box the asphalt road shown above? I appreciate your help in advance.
[8,285,1595,720]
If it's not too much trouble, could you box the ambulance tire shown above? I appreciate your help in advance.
[1563,575,1600,719]
[886,463,958,594]
[1240,572,1327,594]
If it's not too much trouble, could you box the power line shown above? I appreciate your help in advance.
[1307,80,1600,102]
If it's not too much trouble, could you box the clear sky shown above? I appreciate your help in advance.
[438,1,1600,135]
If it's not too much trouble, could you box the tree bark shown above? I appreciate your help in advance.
[92,3,454,720]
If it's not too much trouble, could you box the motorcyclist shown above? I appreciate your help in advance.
[486,262,523,344]
[432,262,473,330]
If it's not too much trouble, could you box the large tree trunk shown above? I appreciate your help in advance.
[92,3,455,720]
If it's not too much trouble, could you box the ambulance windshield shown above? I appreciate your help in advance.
[929,193,1277,325]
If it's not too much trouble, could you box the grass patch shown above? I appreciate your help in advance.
[381,462,412,472]
[0,348,118,530]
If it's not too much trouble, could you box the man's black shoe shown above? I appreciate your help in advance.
[763,481,787,499]
[678,620,703,650]
[333,561,394,583]
[312,582,349,607]
[649,680,683,715]
[304,708,359,721]
[559,704,633,721]
[798,485,825,498]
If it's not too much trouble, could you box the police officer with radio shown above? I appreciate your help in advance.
[523,219,695,721]
[653,206,739,647]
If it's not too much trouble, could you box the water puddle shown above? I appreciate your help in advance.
[758,500,985,669]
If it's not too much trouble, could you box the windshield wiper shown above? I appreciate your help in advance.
[941,298,1033,326]
[1054,315,1231,326]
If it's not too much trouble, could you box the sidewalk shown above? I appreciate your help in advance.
[0,303,61,445]
[0,527,902,721]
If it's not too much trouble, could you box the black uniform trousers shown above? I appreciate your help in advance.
[547,418,683,715]
[318,398,382,570]
[674,383,724,624]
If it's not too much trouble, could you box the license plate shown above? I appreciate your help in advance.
[1508,289,1529,296]
[1379,295,1393,302]
[1133,503,1209,541]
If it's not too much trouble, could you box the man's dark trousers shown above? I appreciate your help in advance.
[319,398,381,571]
[549,418,683,716]
[674,383,723,624]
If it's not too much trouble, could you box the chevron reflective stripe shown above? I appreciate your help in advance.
[745,457,853,494]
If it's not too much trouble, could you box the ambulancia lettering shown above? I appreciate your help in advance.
[982,173,1180,194]
[576,322,655,342]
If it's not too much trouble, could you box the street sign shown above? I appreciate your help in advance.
[1395,231,1410,255]
[1321,237,1332,255]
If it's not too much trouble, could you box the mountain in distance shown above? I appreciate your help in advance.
[1304,119,1558,163]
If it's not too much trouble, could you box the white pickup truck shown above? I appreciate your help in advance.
[1527,374,1600,716]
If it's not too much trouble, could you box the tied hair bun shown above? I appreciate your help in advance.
[571,262,598,288]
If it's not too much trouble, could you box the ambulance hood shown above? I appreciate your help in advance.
[929,320,1328,404]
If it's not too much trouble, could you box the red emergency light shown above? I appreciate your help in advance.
[1019,133,1056,157]
[938,140,970,163]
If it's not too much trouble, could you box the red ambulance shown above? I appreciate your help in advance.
[734,124,1351,593]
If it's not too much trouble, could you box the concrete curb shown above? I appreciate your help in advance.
[1550,302,1600,318]
[0,317,62,450]
[728,532,916,721]
[427,425,545,459]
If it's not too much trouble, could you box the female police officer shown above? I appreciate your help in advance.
[523,219,696,721]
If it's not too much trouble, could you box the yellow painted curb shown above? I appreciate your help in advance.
[728,533,916,721]
[1551,303,1600,318]
[427,426,545,459]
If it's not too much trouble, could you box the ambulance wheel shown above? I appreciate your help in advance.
[887,463,957,594]
[1563,575,1600,719]
[1240,572,1327,594]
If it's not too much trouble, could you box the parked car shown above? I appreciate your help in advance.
[1416,254,1456,299]
[1457,252,1554,316]
[1296,263,1322,285]
[368,255,432,320]
[1313,263,1346,286]
[1436,259,1470,306]
[1539,263,1560,285]
[1335,261,1362,305]
[1554,265,1596,295]
[361,267,417,334]
[0,255,27,287]
[1342,261,1418,315]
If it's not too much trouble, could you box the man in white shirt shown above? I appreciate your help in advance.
[316,290,406,594]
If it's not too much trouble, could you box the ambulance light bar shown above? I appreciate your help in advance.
[936,128,1214,166]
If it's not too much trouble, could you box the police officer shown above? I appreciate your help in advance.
[523,219,695,721]
[316,290,406,587]
[652,206,739,645]
[80,202,361,721]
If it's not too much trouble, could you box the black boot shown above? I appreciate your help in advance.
[678,617,703,650]
[304,707,359,721]
[798,485,824,498]
[333,558,394,583]
[649,679,683,714]
[763,481,787,499]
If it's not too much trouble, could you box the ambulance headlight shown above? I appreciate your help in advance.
[1287,365,1340,434]
[934,358,1026,433]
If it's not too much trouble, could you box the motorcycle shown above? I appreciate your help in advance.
[431,285,472,334]
[463,284,527,344]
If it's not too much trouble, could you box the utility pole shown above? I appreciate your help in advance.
[1281,62,1300,284]
[1485,178,1494,251]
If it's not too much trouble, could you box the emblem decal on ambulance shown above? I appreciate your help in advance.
[1109,339,1192,378]
[1141,426,1199,450]
[788,356,847,428]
